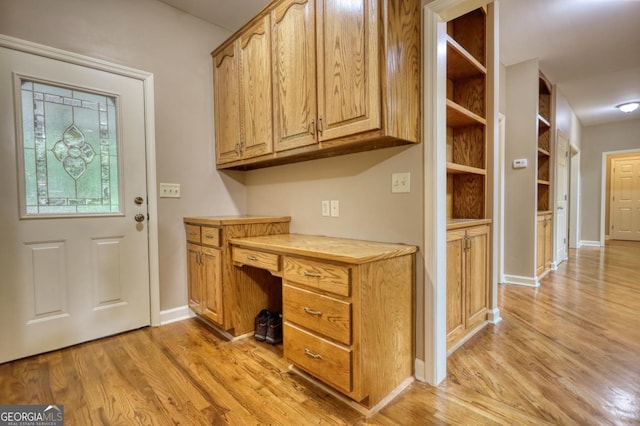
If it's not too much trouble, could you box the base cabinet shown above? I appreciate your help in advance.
[446,224,489,351]
[229,234,416,410]
[184,216,290,335]
[187,243,222,324]
[536,213,553,277]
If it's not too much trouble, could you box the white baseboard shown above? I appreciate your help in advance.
[502,274,539,287]
[414,358,426,382]
[579,240,602,247]
[159,305,194,325]
[488,307,502,324]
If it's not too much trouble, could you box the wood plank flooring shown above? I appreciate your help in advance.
[1,240,639,425]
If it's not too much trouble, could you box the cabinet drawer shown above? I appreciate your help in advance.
[200,226,221,247]
[283,285,351,345]
[283,257,350,297]
[284,323,352,394]
[185,224,201,243]
[232,247,280,273]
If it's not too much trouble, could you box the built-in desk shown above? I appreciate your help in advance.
[229,234,417,413]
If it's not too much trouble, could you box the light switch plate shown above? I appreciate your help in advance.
[330,200,339,217]
[159,183,181,198]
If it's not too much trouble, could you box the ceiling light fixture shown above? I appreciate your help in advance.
[616,101,640,113]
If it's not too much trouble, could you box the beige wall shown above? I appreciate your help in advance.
[504,59,539,278]
[581,119,640,242]
[0,0,242,311]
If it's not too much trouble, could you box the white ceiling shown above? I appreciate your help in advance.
[158,0,640,127]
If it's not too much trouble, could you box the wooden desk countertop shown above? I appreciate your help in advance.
[183,215,291,226]
[228,233,417,265]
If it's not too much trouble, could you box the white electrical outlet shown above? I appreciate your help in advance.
[159,183,181,198]
[321,200,330,217]
[391,172,410,193]
[330,200,339,217]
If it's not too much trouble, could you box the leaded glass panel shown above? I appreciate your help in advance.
[19,79,121,216]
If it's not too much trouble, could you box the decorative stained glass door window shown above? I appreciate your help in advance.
[19,78,121,216]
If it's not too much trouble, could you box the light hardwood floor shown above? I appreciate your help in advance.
[1,241,638,425]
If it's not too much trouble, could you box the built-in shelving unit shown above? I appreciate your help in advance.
[537,73,552,212]
[446,8,487,224]
[445,7,492,353]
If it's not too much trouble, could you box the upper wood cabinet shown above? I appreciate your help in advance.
[271,0,317,151]
[214,15,274,164]
[213,42,241,164]
[212,0,421,170]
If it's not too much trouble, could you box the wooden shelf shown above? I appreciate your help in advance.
[447,218,491,230]
[446,100,486,128]
[446,36,486,80]
[537,179,550,186]
[447,162,486,175]
[538,147,550,156]
[538,115,550,128]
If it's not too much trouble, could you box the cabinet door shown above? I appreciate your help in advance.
[201,246,223,325]
[239,14,274,159]
[446,229,466,349]
[271,0,318,152]
[466,225,489,330]
[544,215,553,270]
[186,243,203,313]
[315,0,380,141]
[536,215,546,276]
[213,42,241,164]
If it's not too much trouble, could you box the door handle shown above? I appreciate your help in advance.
[134,213,145,223]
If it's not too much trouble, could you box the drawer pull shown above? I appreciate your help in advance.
[246,255,258,261]
[204,233,215,238]
[189,231,197,236]
[303,307,322,316]
[304,348,323,359]
[304,271,322,278]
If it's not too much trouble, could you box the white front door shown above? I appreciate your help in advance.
[0,46,151,363]
[556,131,569,263]
[611,156,640,241]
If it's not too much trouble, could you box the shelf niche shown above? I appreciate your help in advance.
[445,7,487,224]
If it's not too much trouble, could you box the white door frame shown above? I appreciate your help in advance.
[422,0,498,386]
[555,130,570,264]
[600,148,640,245]
[0,34,160,326]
